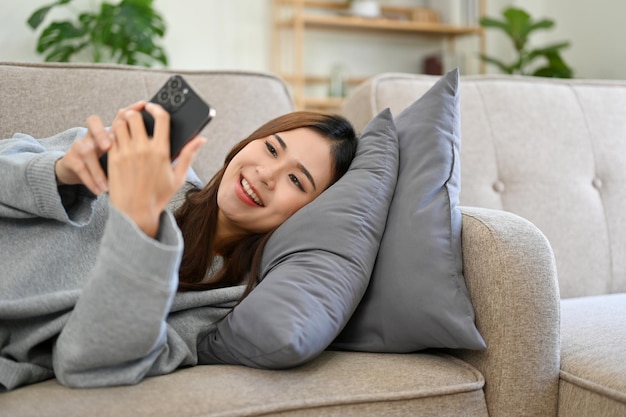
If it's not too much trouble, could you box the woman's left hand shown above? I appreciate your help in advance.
[107,102,205,238]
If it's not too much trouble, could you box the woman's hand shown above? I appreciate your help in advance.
[54,101,146,195]
[107,102,205,238]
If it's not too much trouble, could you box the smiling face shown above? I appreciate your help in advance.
[216,127,334,241]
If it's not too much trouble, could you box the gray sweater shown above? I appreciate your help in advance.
[0,128,245,391]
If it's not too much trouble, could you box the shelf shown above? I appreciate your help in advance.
[276,14,482,36]
[272,0,486,111]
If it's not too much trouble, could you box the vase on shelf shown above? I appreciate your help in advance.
[348,0,381,18]
[328,63,348,98]
[425,0,479,26]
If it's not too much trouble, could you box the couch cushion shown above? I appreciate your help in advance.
[0,352,487,417]
[559,293,626,417]
[333,69,485,352]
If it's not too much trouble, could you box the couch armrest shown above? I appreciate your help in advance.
[456,207,560,417]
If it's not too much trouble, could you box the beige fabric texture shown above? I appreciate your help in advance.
[7,62,623,417]
[342,72,626,417]
[343,73,626,298]
[457,207,560,417]
[0,351,487,417]
[558,381,626,417]
[0,61,294,183]
[559,294,626,416]
[1,62,503,417]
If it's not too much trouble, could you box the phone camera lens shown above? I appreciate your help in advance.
[169,77,181,90]
[171,92,185,107]
[158,90,170,103]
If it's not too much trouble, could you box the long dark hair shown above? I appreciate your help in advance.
[174,111,357,297]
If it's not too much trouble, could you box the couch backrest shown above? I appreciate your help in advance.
[0,62,294,182]
[342,73,626,299]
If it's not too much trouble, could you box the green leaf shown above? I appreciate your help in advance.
[479,17,509,31]
[533,66,573,78]
[27,0,72,29]
[478,54,515,74]
[37,21,86,53]
[479,6,574,78]
[44,44,83,62]
[124,0,155,8]
[502,7,532,51]
[528,41,570,57]
[526,18,554,35]
[101,0,167,66]
[539,50,573,78]
[78,12,98,27]
[27,5,54,30]
[27,0,168,67]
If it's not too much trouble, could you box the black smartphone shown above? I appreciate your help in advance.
[99,74,216,174]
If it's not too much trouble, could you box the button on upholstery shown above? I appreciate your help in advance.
[592,178,603,189]
[493,181,506,193]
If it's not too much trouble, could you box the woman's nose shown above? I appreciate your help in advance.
[256,164,277,189]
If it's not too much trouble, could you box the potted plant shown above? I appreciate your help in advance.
[479,6,573,78]
[27,0,168,67]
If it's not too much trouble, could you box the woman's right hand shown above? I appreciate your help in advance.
[106,103,205,238]
[54,101,145,195]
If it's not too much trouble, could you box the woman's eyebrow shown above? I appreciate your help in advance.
[273,134,317,191]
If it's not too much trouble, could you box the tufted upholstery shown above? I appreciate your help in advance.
[342,73,626,417]
[342,74,626,299]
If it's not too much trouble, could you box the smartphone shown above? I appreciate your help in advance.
[99,74,216,174]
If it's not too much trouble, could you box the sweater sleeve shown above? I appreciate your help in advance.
[52,203,183,388]
[0,129,97,224]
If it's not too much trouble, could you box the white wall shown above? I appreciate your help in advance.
[489,0,626,79]
[1,0,625,80]
[534,0,626,79]
[0,0,270,71]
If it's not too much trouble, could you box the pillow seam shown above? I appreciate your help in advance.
[351,118,397,258]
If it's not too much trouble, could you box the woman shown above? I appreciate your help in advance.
[0,101,357,391]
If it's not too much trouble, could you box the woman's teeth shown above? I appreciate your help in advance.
[241,178,264,206]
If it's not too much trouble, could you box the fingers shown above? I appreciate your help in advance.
[127,100,146,112]
[112,101,146,124]
[55,128,109,195]
[115,102,168,142]
[144,102,171,152]
[108,103,172,186]
[78,134,109,194]
[109,101,147,147]
[104,104,204,237]
[109,117,129,155]
[86,115,112,152]
[55,102,152,196]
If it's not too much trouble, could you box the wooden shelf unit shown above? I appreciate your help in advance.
[271,0,486,111]
[274,12,482,36]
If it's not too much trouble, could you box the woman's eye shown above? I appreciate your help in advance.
[265,141,278,157]
[289,174,304,191]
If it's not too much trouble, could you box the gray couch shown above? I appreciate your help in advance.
[342,73,626,417]
[0,62,618,417]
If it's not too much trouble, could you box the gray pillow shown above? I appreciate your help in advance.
[333,69,486,352]
[204,109,399,368]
